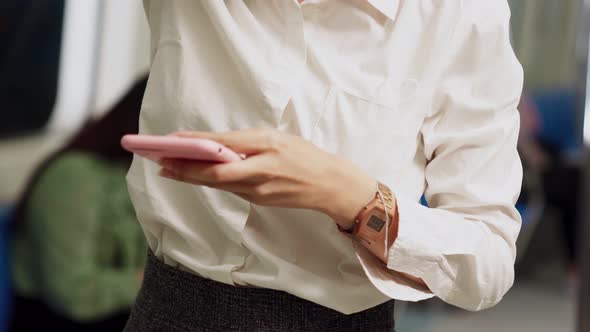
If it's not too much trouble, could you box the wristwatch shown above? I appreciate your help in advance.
[341,182,398,259]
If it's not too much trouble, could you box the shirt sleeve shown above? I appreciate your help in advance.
[356,1,524,311]
[28,154,140,321]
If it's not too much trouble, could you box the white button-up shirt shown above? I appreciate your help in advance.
[128,0,523,314]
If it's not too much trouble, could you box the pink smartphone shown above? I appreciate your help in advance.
[121,134,242,163]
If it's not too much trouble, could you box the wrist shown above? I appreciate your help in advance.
[317,163,377,229]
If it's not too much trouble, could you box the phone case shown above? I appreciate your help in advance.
[121,134,242,163]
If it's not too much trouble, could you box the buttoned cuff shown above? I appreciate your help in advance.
[353,193,454,302]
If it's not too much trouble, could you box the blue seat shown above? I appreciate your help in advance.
[532,88,582,155]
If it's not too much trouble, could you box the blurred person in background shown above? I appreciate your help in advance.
[517,89,583,278]
[517,92,549,172]
[8,76,149,332]
[510,0,583,281]
[534,88,583,277]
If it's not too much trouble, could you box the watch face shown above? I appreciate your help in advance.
[367,215,385,232]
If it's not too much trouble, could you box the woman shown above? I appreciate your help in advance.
[10,77,148,331]
[125,1,523,331]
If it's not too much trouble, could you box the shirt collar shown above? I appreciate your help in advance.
[367,0,399,20]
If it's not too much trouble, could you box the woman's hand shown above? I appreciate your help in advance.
[159,129,376,228]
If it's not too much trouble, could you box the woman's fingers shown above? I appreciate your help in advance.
[160,155,270,184]
[159,168,243,190]
[159,168,270,199]
[173,128,286,155]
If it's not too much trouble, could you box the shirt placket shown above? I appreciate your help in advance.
[260,0,307,119]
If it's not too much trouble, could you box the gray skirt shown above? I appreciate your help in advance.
[124,251,396,331]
